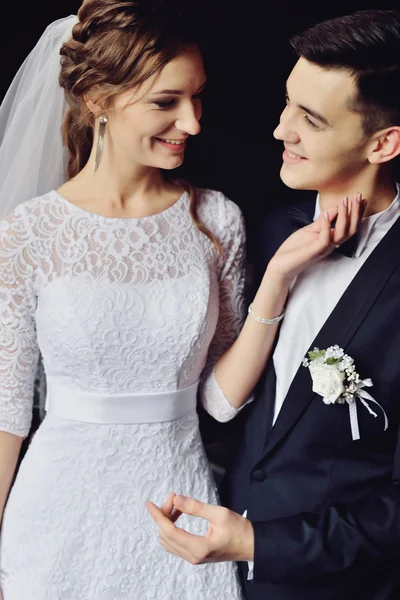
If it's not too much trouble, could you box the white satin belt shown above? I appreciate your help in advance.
[45,378,199,424]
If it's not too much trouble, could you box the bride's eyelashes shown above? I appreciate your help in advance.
[154,99,175,109]
[152,93,203,110]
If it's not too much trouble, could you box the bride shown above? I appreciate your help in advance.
[0,1,362,598]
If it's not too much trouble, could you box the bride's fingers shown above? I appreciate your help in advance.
[332,193,366,245]
[313,208,346,258]
[332,196,350,243]
[315,210,333,252]
[327,205,339,225]
[310,205,338,234]
[348,193,366,236]
[299,209,337,258]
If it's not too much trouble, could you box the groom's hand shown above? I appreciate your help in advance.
[146,494,254,564]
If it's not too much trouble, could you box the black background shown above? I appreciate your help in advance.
[2,1,400,234]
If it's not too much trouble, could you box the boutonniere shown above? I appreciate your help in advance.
[302,345,388,440]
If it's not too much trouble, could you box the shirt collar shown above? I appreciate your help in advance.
[314,183,400,257]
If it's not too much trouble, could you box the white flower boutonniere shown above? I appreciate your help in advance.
[303,345,388,440]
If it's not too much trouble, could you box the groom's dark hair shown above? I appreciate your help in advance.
[289,10,400,136]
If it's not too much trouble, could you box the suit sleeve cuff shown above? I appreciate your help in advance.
[252,519,286,583]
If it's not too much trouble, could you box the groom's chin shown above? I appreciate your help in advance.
[279,166,313,191]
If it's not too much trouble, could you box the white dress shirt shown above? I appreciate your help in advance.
[272,184,400,424]
[246,184,400,581]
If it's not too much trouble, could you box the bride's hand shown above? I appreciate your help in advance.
[266,193,366,283]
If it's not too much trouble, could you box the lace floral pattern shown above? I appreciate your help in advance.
[0,189,246,599]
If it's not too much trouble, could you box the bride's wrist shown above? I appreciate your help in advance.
[261,266,293,292]
[250,271,290,323]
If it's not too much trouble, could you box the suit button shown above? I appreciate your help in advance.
[252,469,266,482]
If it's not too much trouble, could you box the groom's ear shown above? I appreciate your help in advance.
[367,126,400,164]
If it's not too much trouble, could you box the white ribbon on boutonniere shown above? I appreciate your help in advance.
[303,346,388,441]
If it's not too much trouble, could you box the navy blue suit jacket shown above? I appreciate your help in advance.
[222,198,400,600]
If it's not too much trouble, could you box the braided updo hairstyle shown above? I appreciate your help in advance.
[59,0,221,251]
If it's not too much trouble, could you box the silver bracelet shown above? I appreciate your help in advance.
[248,303,285,325]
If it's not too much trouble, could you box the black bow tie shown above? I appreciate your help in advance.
[288,207,358,258]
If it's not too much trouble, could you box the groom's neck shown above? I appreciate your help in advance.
[318,169,397,217]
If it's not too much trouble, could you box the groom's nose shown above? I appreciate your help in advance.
[273,107,301,144]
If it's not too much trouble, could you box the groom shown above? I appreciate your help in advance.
[148,10,400,599]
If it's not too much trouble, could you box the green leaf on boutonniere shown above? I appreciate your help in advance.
[326,357,342,365]
[308,349,326,361]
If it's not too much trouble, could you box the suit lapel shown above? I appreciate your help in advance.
[260,214,400,460]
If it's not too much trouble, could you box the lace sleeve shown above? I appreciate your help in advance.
[0,210,39,437]
[199,198,253,422]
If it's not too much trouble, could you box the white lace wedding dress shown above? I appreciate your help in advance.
[0,188,246,600]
